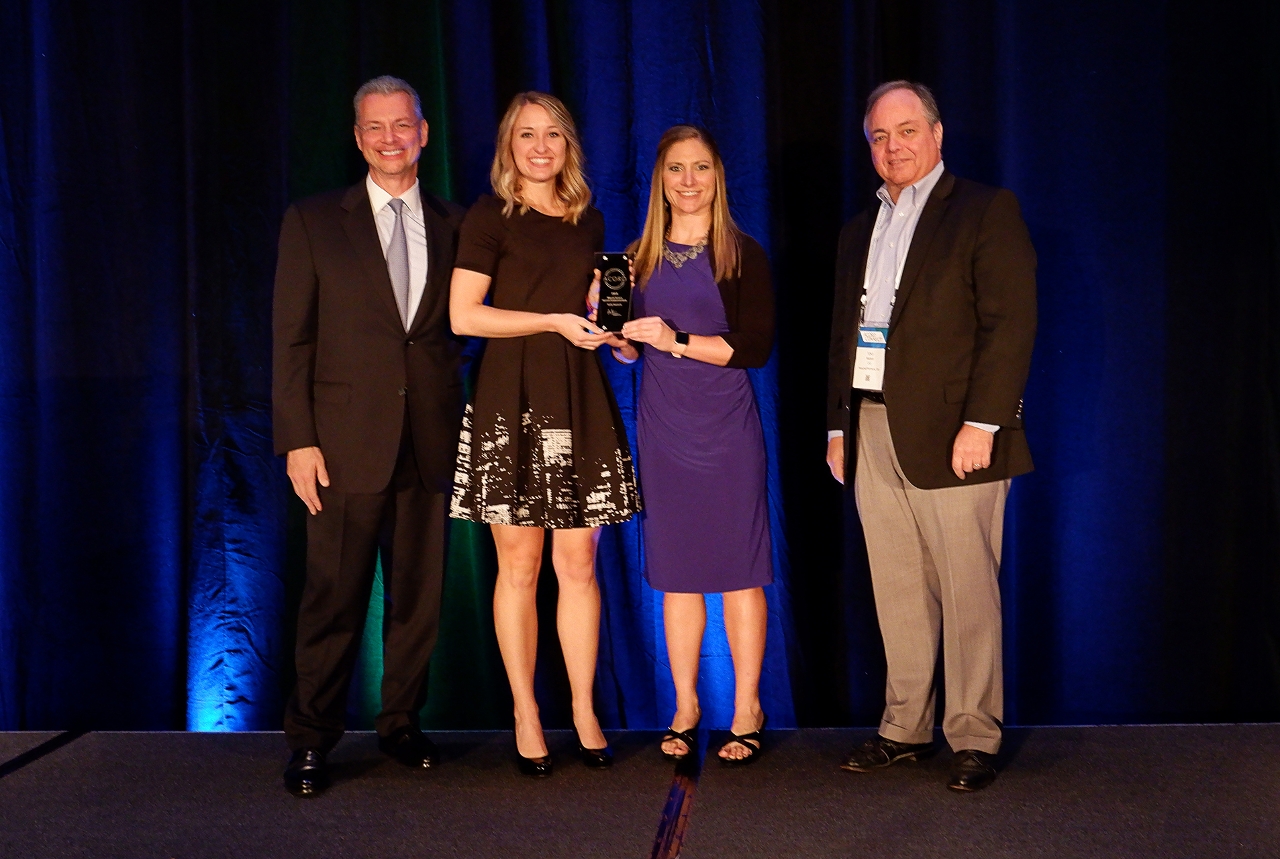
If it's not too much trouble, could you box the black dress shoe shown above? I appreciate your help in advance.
[378,726,438,769]
[947,749,997,791]
[573,730,613,769]
[283,748,329,797]
[517,752,553,778]
[840,735,937,772]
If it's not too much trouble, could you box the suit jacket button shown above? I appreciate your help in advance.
[407,340,414,346]
[398,386,407,396]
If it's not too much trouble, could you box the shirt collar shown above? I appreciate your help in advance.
[876,159,945,209]
[365,174,422,218]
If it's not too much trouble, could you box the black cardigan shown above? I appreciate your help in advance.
[709,233,775,368]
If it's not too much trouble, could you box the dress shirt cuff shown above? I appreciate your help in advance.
[964,421,1000,434]
[828,430,844,441]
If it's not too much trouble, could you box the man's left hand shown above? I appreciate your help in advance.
[951,424,994,480]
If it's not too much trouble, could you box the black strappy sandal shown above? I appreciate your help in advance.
[660,716,701,761]
[719,713,767,766]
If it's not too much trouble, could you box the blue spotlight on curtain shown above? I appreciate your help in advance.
[182,0,292,731]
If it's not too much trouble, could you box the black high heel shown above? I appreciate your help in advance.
[661,715,701,762]
[516,752,553,778]
[718,712,767,766]
[573,729,613,769]
[514,724,553,778]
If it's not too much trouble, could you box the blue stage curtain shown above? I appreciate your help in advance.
[1,0,1276,732]
[182,1,293,731]
[932,0,1172,725]
[0,0,187,729]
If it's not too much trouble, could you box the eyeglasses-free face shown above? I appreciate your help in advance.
[509,102,567,186]
[662,138,717,219]
[865,88,943,201]
[353,91,429,183]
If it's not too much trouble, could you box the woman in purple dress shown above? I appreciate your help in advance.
[611,126,775,764]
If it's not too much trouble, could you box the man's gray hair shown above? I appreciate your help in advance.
[353,75,423,122]
[863,80,941,134]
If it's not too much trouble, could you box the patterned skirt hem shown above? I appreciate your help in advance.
[450,402,642,531]
[448,505,640,529]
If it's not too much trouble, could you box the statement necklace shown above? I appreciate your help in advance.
[662,236,708,268]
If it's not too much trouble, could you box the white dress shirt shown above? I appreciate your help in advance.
[366,174,429,328]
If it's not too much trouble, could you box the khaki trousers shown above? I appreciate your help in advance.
[854,401,1007,754]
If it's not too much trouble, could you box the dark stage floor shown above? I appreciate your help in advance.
[2,726,1277,858]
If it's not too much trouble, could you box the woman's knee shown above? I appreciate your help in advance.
[493,526,545,588]
[552,555,597,588]
[497,561,541,591]
[722,586,767,613]
[550,529,599,586]
[664,592,707,616]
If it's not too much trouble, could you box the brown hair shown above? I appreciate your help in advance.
[631,125,740,286]
[490,92,591,224]
[863,80,942,136]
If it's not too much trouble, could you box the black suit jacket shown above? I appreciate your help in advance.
[827,170,1037,489]
[273,181,466,494]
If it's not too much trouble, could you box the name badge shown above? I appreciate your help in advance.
[852,327,888,391]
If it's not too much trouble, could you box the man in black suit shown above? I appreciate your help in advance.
[272,75,464,797]
[826,81,1037,791]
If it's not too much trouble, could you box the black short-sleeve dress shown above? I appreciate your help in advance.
[449,195,641,528]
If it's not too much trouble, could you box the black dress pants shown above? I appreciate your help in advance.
[284,421,448,752]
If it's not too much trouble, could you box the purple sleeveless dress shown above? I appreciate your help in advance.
[635,244,772,594]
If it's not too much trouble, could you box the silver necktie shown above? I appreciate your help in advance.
[386,197,410,329]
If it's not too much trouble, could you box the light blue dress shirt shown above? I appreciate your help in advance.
[861,160,946,327]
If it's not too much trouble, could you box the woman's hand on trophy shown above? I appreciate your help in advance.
[586,269,600,322]
[551,312,612,350]
[621,316,676,352]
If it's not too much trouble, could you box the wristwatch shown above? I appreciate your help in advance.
[672,330,690,358]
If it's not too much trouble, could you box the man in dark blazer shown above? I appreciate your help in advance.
[273,75,464,797]
[826,81,1036,792]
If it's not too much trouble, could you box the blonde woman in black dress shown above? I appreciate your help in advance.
[449,92,641,776]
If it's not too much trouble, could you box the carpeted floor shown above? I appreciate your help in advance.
[0,731,671,859]
[0,732,59,763]
[2,726,1278,858]
[683,726,1280,859]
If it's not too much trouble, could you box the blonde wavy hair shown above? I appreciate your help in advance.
[631,125,741,287]
[490,92,591,224]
